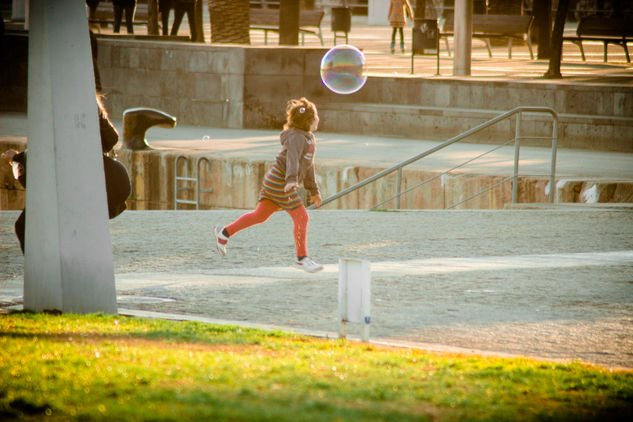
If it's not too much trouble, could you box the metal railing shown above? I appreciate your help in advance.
[174,156,213,210]
[309,106,558,210]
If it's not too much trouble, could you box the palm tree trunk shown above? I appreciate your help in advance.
[543,0,570,79]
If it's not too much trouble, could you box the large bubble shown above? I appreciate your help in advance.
[320,45,367,95]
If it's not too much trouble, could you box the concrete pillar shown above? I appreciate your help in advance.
[25,0,117,314]
[453,0,473,76]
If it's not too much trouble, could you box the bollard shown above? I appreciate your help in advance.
[122,107,177,150]
[338,258,371,342]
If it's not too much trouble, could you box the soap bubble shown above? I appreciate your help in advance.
[320,45,367,95]
[202,135,211,142]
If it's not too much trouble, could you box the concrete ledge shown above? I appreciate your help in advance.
[505,202,633,210]
[115,150,633,211]
[316,102,633,152]
[2,136,632,211]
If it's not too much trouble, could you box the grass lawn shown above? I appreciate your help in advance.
[0,312,631,421]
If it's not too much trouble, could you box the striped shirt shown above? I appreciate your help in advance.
[260,165,303,210]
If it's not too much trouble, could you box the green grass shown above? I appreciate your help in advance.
[0,312,631,421]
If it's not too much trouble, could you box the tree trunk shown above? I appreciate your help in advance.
[534,0,552,59]
[543,0,570,79]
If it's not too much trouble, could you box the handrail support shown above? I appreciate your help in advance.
[512,112,522,204]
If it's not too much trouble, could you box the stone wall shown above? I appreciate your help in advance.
[3,36,631,151]
[97,39,246,129]
[2,138,631,211]
[113,150,633,211]
[114,149,534,211]
[92,38,633,152]
[248,74,633,151]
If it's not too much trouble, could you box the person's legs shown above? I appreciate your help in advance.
[170,7,185,35]
[124,5,135,34]
[224,199,278,237]
[185,4,197,40]
[113,5,123,33]
[286,205,309,259]
[390,27,397,52]
[214,199,278,257]
[159,0,172,35]
[399,27,405,52]
[287,205,322,272]
[86,0,100,25]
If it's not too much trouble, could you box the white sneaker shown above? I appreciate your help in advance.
[295,257,323,273]
[214,225,228,257]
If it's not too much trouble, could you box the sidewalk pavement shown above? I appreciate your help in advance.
[2,208,633,369]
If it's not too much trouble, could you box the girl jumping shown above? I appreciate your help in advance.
[213,98,324,273]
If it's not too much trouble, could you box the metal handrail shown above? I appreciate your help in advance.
[309,106,558,210]
[371,138,515,210]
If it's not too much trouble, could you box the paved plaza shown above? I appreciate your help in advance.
[2,8,633,373]
[2,207,632,369]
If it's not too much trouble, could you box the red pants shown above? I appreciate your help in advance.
[225,199,309,257]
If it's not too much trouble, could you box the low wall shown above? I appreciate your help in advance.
[2,138,631,211]
[97,40,247,129]
[88,149,604,211]
[94,37,632,152]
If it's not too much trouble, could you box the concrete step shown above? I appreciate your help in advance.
[318,102,633,152]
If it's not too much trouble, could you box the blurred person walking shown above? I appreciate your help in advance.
[388,0,414,53]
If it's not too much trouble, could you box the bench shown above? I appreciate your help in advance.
[562,15,632,62]
[441,14,534,59]
[249,8,324,45]
[88,0,151,32]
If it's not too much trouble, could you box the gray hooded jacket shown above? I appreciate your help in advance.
[275,128,320,197]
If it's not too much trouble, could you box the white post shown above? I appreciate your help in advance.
[24,0,117,314]
[338,258,371,342]
[453,0,473,76]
